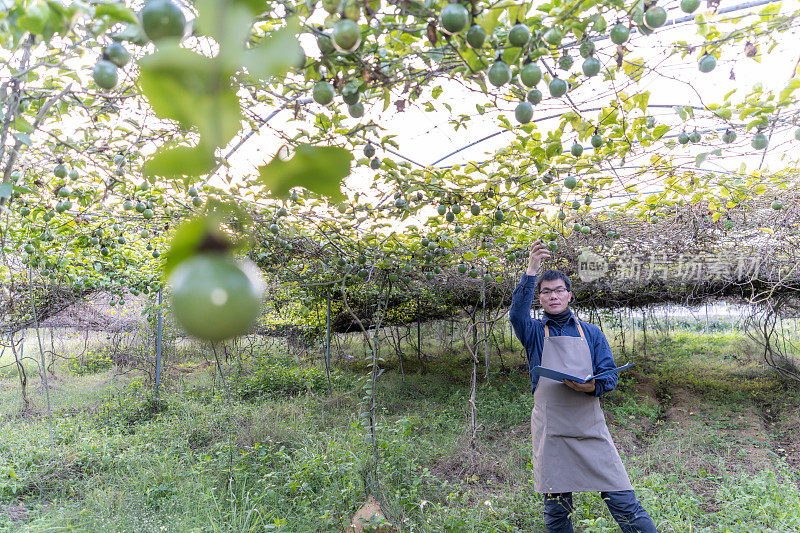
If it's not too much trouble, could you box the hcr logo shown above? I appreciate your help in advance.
[577,249,608,282]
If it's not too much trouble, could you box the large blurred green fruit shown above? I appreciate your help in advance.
[141,0,186,42]
[170,254,263,342]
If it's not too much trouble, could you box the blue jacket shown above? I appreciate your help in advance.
[509,273,619,397]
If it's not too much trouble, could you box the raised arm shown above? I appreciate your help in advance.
[509,240,550,343]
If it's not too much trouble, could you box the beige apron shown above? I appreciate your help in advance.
[531,322,633,493]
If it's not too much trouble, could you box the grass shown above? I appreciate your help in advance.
[0,325,798,531]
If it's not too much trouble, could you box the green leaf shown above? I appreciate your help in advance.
[143,144,216,181]
[637,91,650,114]
[0,183,12,199]
[12,132,31,146]
[479,2,506,34]
[94,2,138,23]
[13,116,34,134]
[779,78,800,102]
[138,45,242,149]
[18,4,51,35]
[382,88,390,112]
[652,125,669,139]
[110,22,148,44]
[256,145,352,201]
[244,21,302,81]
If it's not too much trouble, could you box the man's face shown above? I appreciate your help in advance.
[538,278,572,314]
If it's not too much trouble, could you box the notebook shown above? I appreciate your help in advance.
[532,362,635,384]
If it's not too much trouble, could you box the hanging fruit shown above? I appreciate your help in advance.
[520,62,542,87]
[487,59,512,87]
[332,18,361,52]
[515,102,533,124]
[440,3,470,35]
[698,53,717,73]
[610,23,630,45]
[508,22,531,47]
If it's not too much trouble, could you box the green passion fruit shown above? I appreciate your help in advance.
[526,88,542,104]
[440,3,470,35]
[681,0,701,13]
[579,40,595,58]
[542,27,563,46]
[348,102,364,118]
[140,0,186,42]
[722,129,737,143]
[93,60,119,90]
[698,54,717,73]
[609,23,630,45]
[582,56,601,77]
[558,54,573,71]
[342,85,360,105]
[515,102,533,124]
[104,42,130,67]
[644,6,667,29]
[169,254,264,342]
[508,23,530,47]
[520,62,542,87]
[751,132,768,150]
[332,18,361,52]
[487,60,512,87]
[466,24,487,48]
[548,77,567,97]
[313,81,335,105]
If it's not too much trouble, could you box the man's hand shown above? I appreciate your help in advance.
[526,239,551,276]
[563,378,596,393]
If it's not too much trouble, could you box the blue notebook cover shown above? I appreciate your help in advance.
[532,362,635,384]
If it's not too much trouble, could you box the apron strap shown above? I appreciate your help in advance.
[543,319,585,339]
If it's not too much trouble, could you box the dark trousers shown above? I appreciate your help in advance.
[544,491,658,533]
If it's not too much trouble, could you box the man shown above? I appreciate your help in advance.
[509,240,658,533]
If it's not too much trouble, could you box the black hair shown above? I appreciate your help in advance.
[536,269,572,293]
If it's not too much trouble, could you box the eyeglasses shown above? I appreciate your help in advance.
[540,288,568,296]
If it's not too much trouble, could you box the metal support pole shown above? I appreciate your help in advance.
[155,289,163,397]
[325,290,331,381]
